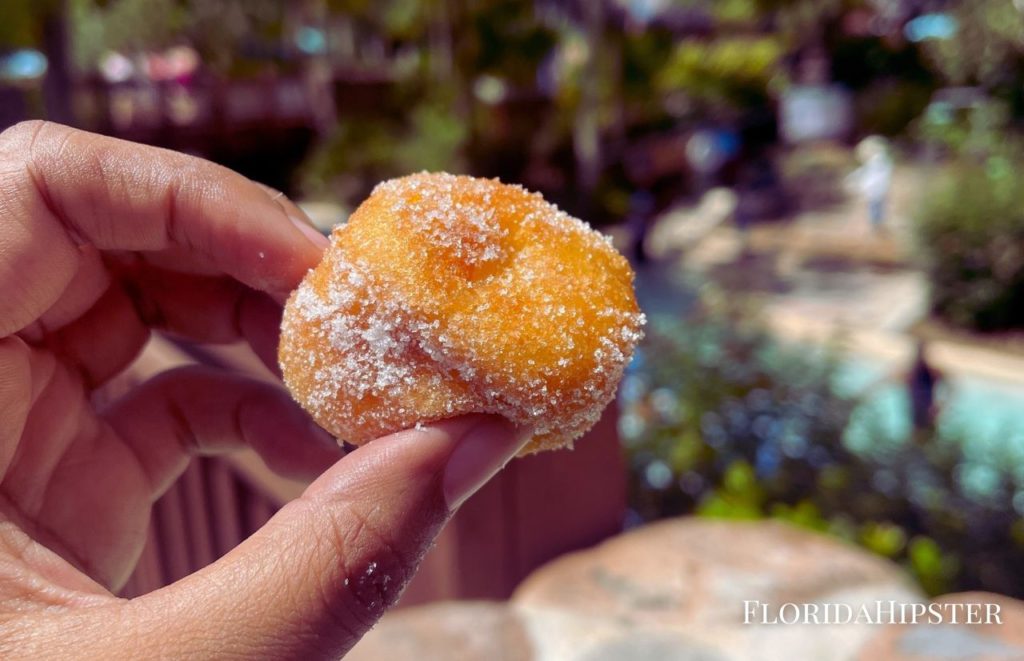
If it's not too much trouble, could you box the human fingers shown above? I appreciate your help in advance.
[110,261,284,374]
[119,179,325,279]
[129,416,528,659]
[15,245,110,343]
[0,419,526,660]
[0,337,32,475]
[36,284,150,389]
[25,261,283,386]
[0,121,327,337]
[102,366,344,497]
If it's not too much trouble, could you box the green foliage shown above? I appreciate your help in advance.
[765,0,847,45]
[0,0,62,48]
[916,99,1013,158]
[919,0,1024,89]
[697,460,765,520]
[656,37,783,113]
[908,536,959,597]
[394,101,468,172]
[711,0,760,24]
[625,293,860,526]
[770,499,830,532]
[914,160,1024,331]
[855,80,933,137]
[323,0,436,42]
[459,0,557,85]
[300,0,563,206]
[860,521,906,557]
[625,292,1024,596]
[70,0,187,69]
[298,93,467,203]
[70,0,288,74]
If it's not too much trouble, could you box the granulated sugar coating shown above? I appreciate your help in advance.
[279,172,645,454]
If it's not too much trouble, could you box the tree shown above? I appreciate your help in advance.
[70,0,289,76]
[2,0,73,125]
[919,0,1024,88]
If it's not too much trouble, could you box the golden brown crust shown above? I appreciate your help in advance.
[279,173,644,454]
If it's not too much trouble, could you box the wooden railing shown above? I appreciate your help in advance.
[107,337,627,604]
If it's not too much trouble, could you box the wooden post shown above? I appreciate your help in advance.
[398,402,626,605]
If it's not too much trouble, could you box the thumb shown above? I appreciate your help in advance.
[128,415,527,659]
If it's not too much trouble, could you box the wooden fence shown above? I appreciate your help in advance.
[109,337,627,605]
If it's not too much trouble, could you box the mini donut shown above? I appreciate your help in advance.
[279,173,644,454]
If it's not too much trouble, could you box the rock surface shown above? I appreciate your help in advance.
[349,519,1024,661]
[512,518,922,621]
[511,518,923,661]
[856,592,1024,660]
[345,601,533,661]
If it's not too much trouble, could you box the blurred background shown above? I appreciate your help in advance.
[5,0,1024,656]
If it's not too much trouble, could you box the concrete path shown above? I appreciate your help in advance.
[626,159,1024,459]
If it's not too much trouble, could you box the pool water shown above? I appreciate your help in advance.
[838,358,1024,487]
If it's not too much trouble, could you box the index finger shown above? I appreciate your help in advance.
[0,121,327,336]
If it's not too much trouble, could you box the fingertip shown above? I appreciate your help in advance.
[252,182,328,282]
[307,414,527,509]
[440,416,527,510]
[238,387,346,480]
[290,214,330,250]
[238,289,284,377]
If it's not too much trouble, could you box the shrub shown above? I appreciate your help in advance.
[624,295,1024,596]
[855,79,932,138]
[914,161,1024,332]
[298,91,468,206]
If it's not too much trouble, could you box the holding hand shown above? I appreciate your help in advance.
[0,121,526,659]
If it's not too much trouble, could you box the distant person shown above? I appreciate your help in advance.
[906,341,944,435]
[734,152,779,242]
[847,136,893,232]
[627,190,656,264]
[685,127,738,193]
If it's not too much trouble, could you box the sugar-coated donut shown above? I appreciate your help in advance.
[279,173,645,454]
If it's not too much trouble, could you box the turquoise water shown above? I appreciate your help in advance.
[838,358,1024,485]
[631,266,1024,495]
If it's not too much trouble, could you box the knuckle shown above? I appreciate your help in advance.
[0,119,45,149]
[313,498,413,631]
[0,120,52,167]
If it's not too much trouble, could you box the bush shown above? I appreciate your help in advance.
[624,294,1024,596]
[914,161,1024,332]
[855,79,932,137]
[298,94,468,206]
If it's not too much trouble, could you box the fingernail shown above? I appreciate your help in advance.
[290,214,330,250]
[443,416,530,511]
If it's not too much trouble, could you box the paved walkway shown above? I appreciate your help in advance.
[638,162,1024,393]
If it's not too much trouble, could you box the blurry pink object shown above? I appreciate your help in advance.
[143,46,199,83]
[99,51,134,84]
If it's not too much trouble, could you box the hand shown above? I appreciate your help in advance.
[0,122,527,659]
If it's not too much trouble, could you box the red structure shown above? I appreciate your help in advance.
[111,338,627,604]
